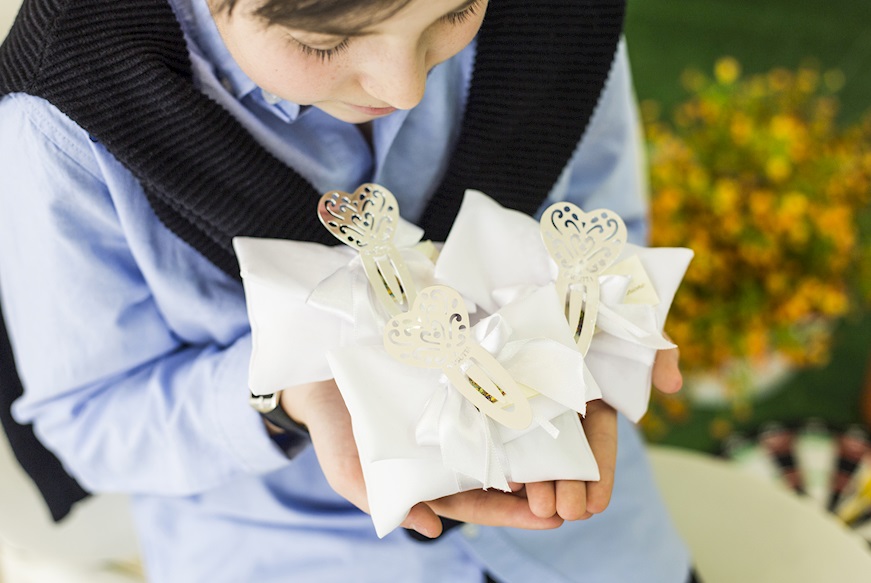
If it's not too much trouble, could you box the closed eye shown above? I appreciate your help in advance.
[288,36,351,62]
[441,0,483,25]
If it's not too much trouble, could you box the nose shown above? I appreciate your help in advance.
[360,44,428,111]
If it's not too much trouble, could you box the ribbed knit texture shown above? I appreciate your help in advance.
[421,1,626,240]
[0,0,625,520]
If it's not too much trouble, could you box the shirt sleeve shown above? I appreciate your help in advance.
[538,38,650,245]
[0,93,291,496]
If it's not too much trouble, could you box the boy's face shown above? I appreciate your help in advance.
[212,0,488,124]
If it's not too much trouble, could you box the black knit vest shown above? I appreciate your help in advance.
[0,0,625,520]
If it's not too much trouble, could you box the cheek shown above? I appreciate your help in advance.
[426,19,485,67]
[223,23,351,105]
[252,53,351,105]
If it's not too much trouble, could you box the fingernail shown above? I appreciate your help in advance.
[410,523,432,538]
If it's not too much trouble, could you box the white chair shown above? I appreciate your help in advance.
[649,445,871,583]
[0,425,143,582]
[1,0,21,39]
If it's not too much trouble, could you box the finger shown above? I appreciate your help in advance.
[525,481,557,518]
[554,479,587,520]
[301,382,372,514]
[652,344,683,394]
[582,400,617,514]
[402,502,444,539]
[428,489,564,530]
[508,481,526,494]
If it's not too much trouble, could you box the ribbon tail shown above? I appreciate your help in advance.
[596,303,676,350]
[417,382,511,491]
[479,410,511,491]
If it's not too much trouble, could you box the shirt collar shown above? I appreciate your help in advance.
[185,0,304,123]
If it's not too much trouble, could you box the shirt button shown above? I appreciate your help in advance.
[219,76,233,93]
[461,524,480,539]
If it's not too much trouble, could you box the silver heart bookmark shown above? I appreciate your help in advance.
[540,203,627,355]
[384,286,533,430]
[318,184,417,316]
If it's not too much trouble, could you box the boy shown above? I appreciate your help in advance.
[0,0,692,580]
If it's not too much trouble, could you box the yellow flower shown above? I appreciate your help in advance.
[780,191,809,216]
[712,179,740,213]
[715,56,741,85]
[730,113,753,145]
[767,68,793,92]
[746,325,769,359]
[797,67,820,94]
[687,167,710,193]
[786,222,810,246]
[765,273,789,295]
[776,294,811,322]
[643,58,871,377]
[748,192,776,231]
[710,418,734,441]
[770,115,800,141]
[680,68,707,93]
[819,287,848,316]
[765,157,792,182]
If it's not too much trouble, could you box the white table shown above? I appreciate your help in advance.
[650,445,871,583]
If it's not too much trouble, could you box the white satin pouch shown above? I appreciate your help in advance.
[234,237,351,395]
[327,284,600,537]
[436,190,693,422]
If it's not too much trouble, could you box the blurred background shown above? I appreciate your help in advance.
[625,0,871,451]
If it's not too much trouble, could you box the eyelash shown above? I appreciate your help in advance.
[442,0,483,25]
[291,38,351,62]
[293,0,484,62]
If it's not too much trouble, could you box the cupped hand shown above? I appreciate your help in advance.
[519,342,684,521]
[280,342,684,536]
[280,379,564,539]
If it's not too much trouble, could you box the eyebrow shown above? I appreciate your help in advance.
[291,0,480,38]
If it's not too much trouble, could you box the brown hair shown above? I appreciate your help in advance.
[212,0,414,34]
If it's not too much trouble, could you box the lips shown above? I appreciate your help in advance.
[346,103,397,117]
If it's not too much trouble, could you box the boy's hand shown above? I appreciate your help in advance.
[280,379,564,539]
[520,399,615,521]
[280,343,682,536]
[520,343,683,521]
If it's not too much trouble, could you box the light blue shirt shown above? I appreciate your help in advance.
[0,1,689,580]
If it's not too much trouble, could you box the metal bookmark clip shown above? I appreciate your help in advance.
[318,184,417,316]
[540,203,627,355]
[384,286,533,430]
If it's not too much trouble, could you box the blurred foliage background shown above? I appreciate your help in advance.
[625,0,871,451]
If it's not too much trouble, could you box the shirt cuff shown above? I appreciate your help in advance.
[210,333,296,475]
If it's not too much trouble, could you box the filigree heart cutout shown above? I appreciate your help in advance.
[384,286,469,369]
[318,183,400,252]
[384,286,532,429]
[540,203,627,280]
